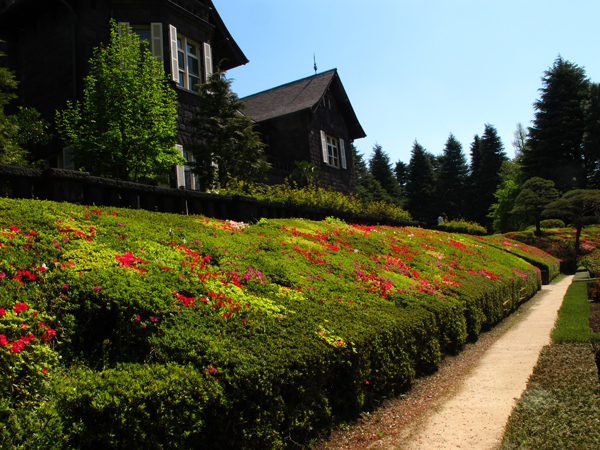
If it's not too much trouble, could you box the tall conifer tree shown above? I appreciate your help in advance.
[470,124,507,228]
[436,134,468,219]
[368,144,400,199]
[523,56,590,191]
[406,141,436,223]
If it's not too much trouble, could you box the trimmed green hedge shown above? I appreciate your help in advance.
[0,198,558,449]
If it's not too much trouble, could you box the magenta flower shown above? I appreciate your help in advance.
[63,283,69,290]
[0,272,5,279]
[93,286,100,292]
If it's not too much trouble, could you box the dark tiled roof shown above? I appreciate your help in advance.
[241,69,365,140]
[241,70,337,122]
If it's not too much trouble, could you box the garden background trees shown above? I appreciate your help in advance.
[190,70,269,190]
[523,56,595,191]
[436,134,468,220]
[405,141,436,223]
[56,21,183,183]
[511,177,559,236]
[468,124,507,229]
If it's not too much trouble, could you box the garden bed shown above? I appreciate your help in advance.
[0,198,559,449]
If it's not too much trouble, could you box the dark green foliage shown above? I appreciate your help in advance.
[523,57,591,191]
[190,70,269,190]
[406,141,436,224]
[488,160,527,233]
[436,134,468,220]
[543,189,600,252]
[501,344,600,450]
[351,144,395,205]
[288,161,320,188]
[7,106,52,154]
[583,83,600,188]
[0,199,553,449]
[56,21,182,183]
[469,125,508,229]
[511,177,559,236]
[0,43,28,166]
[539,219,565,228]
[368,144,400,200]
[551,280,592,344]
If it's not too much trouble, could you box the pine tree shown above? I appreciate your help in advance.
[511,177,559,236]
[351,144,389,204]
[523,56,590,191]
[368,144,400,199]
[470,124,508,228]
[436,134,468,219]
[191,70,269,190]
[406,141,436,224]
[582,83,600,187]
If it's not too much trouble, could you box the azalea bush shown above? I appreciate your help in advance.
[505,226,600,274]
[438,219,487,235]
[0,197,556,449]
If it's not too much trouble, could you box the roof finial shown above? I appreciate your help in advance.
[313,53,317,74]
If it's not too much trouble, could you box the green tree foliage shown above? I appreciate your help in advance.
[190,71,269,190]
[544,189,600,252]
[8,106,52,155]
[394,160,407,188]
[56,21,182,183]
[511,177,559,236]
[0,44,28,166]
[469,124,507,229]
[406,140,436,223]
[368,144,400,199]
[523,57,591,191]
[582,83,600,188]
[288,161,320,188]
[351,144,392,205]
[436,134,468,219]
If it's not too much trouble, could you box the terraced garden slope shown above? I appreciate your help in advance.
[0,198,559,449]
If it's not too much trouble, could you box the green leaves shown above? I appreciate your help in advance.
[56,21,183,183]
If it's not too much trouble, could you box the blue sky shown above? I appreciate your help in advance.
[213,0,600,165]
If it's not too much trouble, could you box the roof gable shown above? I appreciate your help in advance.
[241,69,366,140]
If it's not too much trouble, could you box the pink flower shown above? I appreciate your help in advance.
[63,283,69,290]
[93,286,100,292]
[42,368,48,373]
[0,308,4,317]
[0,272,5,278]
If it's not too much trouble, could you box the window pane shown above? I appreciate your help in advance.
[188,56,199,75]
[177,38,183,50]
[178,51,185,69]
[187,43,197,55]
[178,72,184,87]
[188,75,199,90]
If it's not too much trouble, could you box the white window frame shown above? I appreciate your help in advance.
[320,131,347,169]
[119,22,164,63]
[175,144,186,189]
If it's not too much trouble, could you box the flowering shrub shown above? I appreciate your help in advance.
[0,197,557,449]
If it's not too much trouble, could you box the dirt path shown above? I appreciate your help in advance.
[314,275,574,450]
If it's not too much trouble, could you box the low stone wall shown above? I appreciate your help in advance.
[0,165,418,227]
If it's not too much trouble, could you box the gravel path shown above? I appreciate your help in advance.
[314,275,574,450]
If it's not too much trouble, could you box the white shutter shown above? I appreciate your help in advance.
[204,42,213,81]
[339,139,347,169]
[63,146,74,171]
[118,22,130,36]
[151,23,164,62]
[169,25,179,83]
[175,144,185,188]
[320,130,328,163]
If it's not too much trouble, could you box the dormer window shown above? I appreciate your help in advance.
[322,97,332,109]
[176,36,200,90]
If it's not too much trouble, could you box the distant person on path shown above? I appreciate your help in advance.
[438,213,446,226]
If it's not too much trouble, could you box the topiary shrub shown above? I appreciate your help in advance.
[540,219,565,229]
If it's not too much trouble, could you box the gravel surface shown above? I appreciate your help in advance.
[312,276,572,450]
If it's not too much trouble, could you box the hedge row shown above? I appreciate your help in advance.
[0,198,556,449]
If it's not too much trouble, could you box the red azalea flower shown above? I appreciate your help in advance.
[13,303,28,313]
